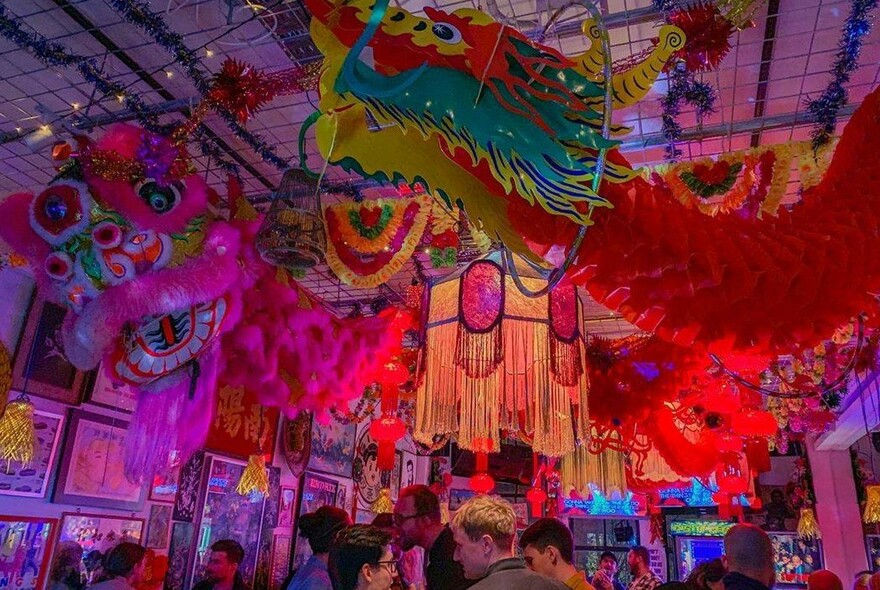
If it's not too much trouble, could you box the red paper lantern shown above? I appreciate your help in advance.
[370,416,406,471]
[526,486,547,517]
[470,472,495,494]
[744,439,771,474]
[715,457,749,496]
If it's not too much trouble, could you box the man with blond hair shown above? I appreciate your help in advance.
[450,495,568,590]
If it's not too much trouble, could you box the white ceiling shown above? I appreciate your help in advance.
[1,0,879,316]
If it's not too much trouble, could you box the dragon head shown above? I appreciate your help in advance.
[0,124,237,387]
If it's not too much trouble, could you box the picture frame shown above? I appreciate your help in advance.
[52,408,147,511]
[353,423,392,510]
[57,511,144,554]
[85,364,137,413]
[308,415,356,478]
[173,450,205,522]
[149,450,182,503]
[769,532,823,587]
[192,455,267,587]
[278,486,297,527]
[336,477,354,514]
[0,409,63,498]
[166,522,195,590]
[11,296,86,404]
[145,504,173,550]
[0,515,57,590]
[271,534,293,590]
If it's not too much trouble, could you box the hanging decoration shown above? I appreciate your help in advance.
[0,124,408,483]
[713,0,767,28]
[796,507,822,540]
[413,255,589,457]
[652,142,800,217]
[561,444,628,498]
[0,396,37,466]
[667,3,735,73]
[324,195,431,288]
[806,0,880,150]
[469,452,496,495]
[236,454,271,497]
[372,488,394,514]
[331,385,382,425]
[0,343,10,416]
[864,485,880,523]
[427,200,460,268]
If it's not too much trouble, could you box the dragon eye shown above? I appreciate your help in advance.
[29,182,92,245]
[45,252,73,281]
[136,179,180,213]
[431,22,462,44]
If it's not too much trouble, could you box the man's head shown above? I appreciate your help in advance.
[723,524,774,588]
[450,495,517,580]
[627,546,651,577]
[518,518,575,578]
[105,542,147,584]
[204,539,244,583]
[598,552,619,575]
[329,525,397,590]
[394,485,442,550]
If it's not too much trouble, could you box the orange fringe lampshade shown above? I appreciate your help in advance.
[414,255,589,457]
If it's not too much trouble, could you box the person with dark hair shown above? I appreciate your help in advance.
[626,547,661,590]
[394,485,473,590]
[685,560,726,590]
[90,543,148,590]
[592,552,624,590]
[49,541,84,590]
[287,506,353,590]
[193,539,248,590]
[328,525,398,590]
[722,524,774,590]
[519,518,594,590]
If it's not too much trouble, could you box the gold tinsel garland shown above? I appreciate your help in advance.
[0,398,37,466]
[864,485,880,523]
[0,342,10,417]
[236,454,270,497]
[796,507,821,540]
[372,488,394,514]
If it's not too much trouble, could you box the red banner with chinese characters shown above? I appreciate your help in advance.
[204,386,280,460]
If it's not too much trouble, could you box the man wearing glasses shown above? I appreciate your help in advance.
[395,485,475,590]
[329,525,400,590]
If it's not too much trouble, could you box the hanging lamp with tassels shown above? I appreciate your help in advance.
[796,507,821,540]
[0,394,37,466]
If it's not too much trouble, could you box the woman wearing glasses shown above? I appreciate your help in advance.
[329,525,400,590]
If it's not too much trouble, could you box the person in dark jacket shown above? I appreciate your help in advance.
[591,552,624,590]
[722,524,775,590]
[450,495,568,590]
[394,485,473,590]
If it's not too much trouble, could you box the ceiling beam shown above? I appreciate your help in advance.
[749,0,781,148]
[618,101,859,151]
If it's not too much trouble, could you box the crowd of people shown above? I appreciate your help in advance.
[47,484,876,590]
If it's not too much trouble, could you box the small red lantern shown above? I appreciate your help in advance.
[470,472,495,494]
[526,486,547,517]
[370,416,406,471]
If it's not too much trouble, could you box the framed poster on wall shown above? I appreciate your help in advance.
[11,296,87,404]
[0,515,57,590]
[52,409,147,510]
[57,512,144,554]
[191,455,267,588]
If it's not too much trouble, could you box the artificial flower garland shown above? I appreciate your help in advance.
[324,195,430,288]
[652,142,807,217]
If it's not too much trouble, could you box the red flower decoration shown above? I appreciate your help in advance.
[668,3,735,73]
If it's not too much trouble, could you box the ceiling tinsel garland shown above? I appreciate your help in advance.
[806,0,879,151]
[0,5,240,175]
[324,196,431,288]
[107,0,316,170]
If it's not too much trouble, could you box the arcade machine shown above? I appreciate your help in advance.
[667,516,733,580]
